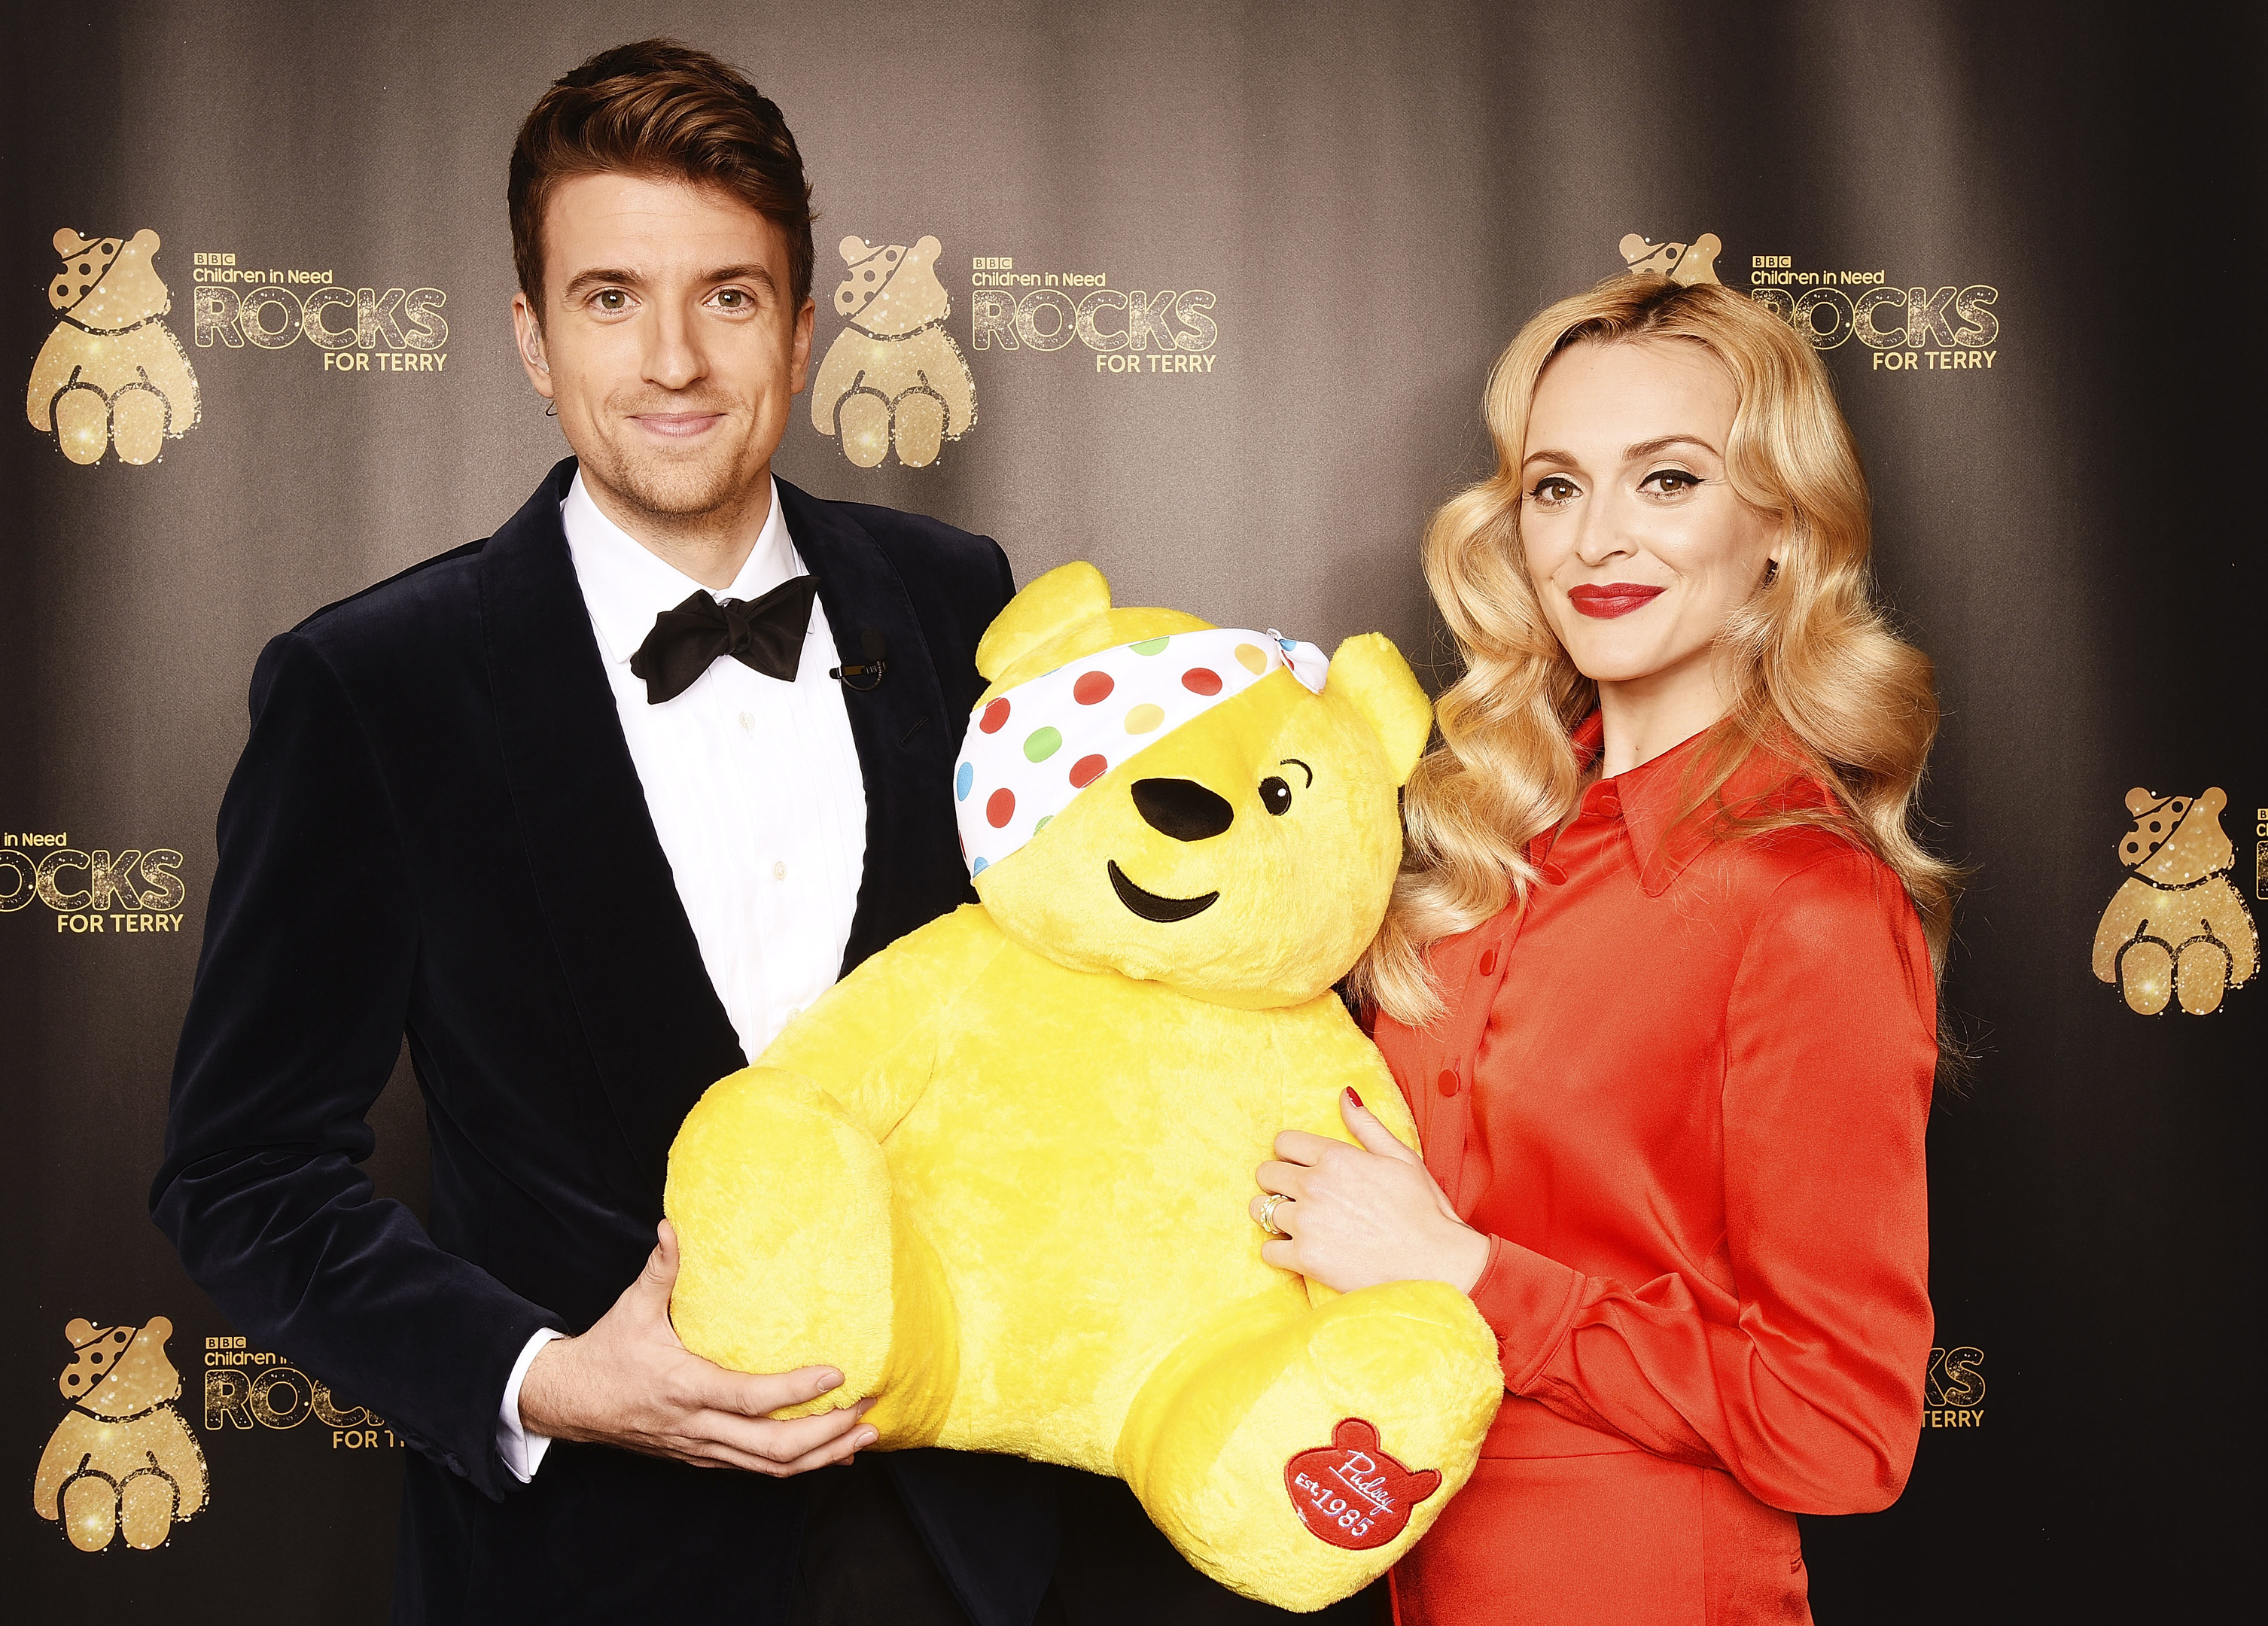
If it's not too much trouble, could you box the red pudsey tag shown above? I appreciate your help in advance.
[1283,1417,1442,1551]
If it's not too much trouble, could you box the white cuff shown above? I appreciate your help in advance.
[496,1328,567,1484]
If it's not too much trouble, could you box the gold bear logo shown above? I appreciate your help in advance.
[26,228,201,465]
[1618,231,1722,286]
[32,1315,209,1550]
[811,233,977,469]
[2091,787,2260,1015]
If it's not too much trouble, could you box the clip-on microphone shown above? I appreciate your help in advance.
[830,628,888,692]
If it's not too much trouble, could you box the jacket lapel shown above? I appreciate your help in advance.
[775,479,965,971]
[479,457,747,1199]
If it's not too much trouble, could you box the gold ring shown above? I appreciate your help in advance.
[1256,1192,1290,1238]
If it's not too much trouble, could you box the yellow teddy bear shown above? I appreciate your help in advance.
[666,563,1501,1611]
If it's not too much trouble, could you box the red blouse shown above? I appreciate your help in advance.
[1375,715,1936,1624]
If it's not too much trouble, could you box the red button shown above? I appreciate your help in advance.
[1478,948,1496,976]
[1436,1068,1459,1098]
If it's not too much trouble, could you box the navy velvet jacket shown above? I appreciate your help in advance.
[151,459,1034,1621]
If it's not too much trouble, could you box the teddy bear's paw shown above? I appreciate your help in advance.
[665,1067,903,1417]
[111,386,168,464]
[2117,936,2175,1015]
[52,385,110,465]
[59,1472,119,1551]
[1119,1280,1500,1611]
[2174,936,2233,1015]
[893,391,948,467]
[117,1466,179,1548]
[836,389,892,467]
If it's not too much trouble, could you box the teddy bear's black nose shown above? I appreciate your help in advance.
[1132,778,1234,842]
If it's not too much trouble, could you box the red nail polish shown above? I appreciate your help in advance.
[1345,1088,1363,1109]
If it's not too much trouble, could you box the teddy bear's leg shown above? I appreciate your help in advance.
[111,383,169,464]
[51,383,111,465]
[1116,1280,1500,1612]
[117,1460,180,1549]
[836,388,893,468]
[2116,932,2176,1015]
[665,1066,957,1442]
[58,1469,120,1551]
[891,389,948,468]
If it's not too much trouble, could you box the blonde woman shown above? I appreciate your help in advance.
[1249,274,1954,1624]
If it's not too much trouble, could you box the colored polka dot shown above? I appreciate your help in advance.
[987,787,1015,828]
[1130,637,1170,655]
[1124,703,1164,734]
[1182,668,1222,696]
[1234,643,1267,674]
[1478,948,1497,976]
[1070,754,1107,787]
[979,698,1010,733]
[1024,726,1063,762]
[1034,815,1053,833]
[1073,671,1115,705]
[1436,1068,1459,1098]
[971,857,988,875]
[954,762,974,800]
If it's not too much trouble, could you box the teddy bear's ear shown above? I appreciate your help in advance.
[1326,634,1431,787]
[976,562,1113,681]
[64,1318,94,1346]
[839,235,872,264]
[52,228,83,256]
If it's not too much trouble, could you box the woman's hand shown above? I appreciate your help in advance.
[1250,1089,1491,1295]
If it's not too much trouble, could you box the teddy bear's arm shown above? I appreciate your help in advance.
[759,903,1010,1140]
[31,1411,98,1518]
[139,328,201,425]
[1279,1001,1422,1150]
[24,328,80,431]
[2090,878,2151,981]
[808,331,871,436]
[2200,877,2260,982]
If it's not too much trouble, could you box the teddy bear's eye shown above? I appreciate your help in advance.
[1259,776,1292,816]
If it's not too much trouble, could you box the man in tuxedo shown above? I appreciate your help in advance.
[151,38,1055,1626]
[155,37,1386,1626]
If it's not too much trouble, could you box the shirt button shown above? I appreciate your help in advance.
[1478,948,1496,976]
[1436,1068,1459,1098]
[772,860,787,880]
[740,712,756,732]
[787,1006,802,1020]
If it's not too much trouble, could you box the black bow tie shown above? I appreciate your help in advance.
[629,577,818,704]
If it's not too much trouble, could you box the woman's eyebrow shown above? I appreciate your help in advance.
[1623,434,1719,461]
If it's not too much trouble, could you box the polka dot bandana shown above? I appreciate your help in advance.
[955,629,1329,877]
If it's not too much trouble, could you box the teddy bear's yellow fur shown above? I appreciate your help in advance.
[666,564,1501,1609]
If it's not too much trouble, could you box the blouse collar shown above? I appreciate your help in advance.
[1547,709,1828,897]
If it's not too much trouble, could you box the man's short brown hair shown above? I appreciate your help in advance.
[509,39,815,315]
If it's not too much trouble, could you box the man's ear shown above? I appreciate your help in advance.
[1326,634,1432,787]
[976,562,1114,682]
[790,294,815,397]
[510,291,553,399]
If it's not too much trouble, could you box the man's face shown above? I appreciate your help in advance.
[512,172,813,525]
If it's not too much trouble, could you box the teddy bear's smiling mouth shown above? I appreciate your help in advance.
[1107,860,1220,924]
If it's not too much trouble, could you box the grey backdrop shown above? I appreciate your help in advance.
[5,2,2258,1621]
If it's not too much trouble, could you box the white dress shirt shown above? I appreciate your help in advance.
[496,472,868,1481]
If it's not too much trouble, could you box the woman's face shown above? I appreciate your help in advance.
[1518,338,1781,693]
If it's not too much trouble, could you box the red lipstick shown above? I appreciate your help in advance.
[1567,583,1666,620]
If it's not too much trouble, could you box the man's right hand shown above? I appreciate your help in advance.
[517,1220,875,1475]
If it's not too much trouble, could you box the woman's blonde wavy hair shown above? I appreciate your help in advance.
[1353,272,1959,1028]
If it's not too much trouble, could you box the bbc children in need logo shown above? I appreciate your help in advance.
[969,255,1219,375]
[190,249,449,372]
[1616,230,2000,373]
[0,829,186,935]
